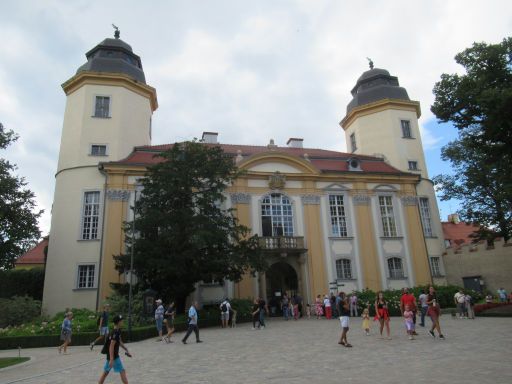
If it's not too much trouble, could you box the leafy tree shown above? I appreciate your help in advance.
[115,141,266,309]
[431,38,512,242]
[0,123,43,269]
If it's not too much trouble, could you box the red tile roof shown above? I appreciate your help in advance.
[442,222,480,248]
[106,143,410,175]
[16,237,48,265]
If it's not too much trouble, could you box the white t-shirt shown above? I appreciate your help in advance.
[454,292,465,304]
[324,298,331,307]
[220,300,231,313]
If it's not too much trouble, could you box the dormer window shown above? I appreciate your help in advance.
[94,96,111,118]
[347,157,362,171]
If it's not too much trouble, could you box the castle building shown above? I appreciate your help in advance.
[42,34,445,314]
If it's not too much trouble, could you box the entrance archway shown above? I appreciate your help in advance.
[265,262,298,315]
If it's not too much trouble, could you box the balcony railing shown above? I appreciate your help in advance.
[259,236,305,251]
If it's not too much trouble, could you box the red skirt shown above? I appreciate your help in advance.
[374,308,389,321]
[427,305,440,319]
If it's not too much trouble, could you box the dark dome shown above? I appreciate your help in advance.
[76,36,146,84]
[346,67,409,114]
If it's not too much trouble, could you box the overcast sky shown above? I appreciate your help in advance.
[1,0,511,235]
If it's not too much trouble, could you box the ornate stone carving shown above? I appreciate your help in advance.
[106,189,131,201]
[352,195,370,205]
[230,193,251,204]
[401,196,418,206]
[269,171,286,190]
[301,195,320,205]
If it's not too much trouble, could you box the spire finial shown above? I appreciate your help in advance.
[112,24,120,39]
[366,57,374,70]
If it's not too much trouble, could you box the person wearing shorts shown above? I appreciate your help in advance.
[338,293,352,347]
[219,299,231,328]
[98,315,131,384]
[90,304,110,350]
[154,299,165,341]
[426,286,445,339]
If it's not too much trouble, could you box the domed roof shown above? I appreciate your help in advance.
[346,67,410,114]
[76,32,146,84]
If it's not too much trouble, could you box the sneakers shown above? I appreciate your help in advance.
[182,340,187,344]
[261,326,265,329]
[439,334,445,340]
[428,330,435,338]
[196,340,203,343]
[89,342,94,351]
[408,335,413,340]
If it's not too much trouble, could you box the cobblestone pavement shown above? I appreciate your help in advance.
[1,317,511,384]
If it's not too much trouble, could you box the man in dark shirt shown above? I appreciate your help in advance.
[258,297,268,328]
[90,304,110,350]
[98,315,131,384]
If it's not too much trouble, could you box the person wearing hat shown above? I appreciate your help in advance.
[90,303,110,350]
[98,314,131,384]
[154,299,165,341]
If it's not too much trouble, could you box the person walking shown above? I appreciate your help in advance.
[403,304,415,340]
[98,315,131,384]
[164,301,176,342]
[258,297,268,329]
[282,294,290,320]
[154,299,165,341]
[427,286,445,339]
[324,295,332,320]
[219,298,231,328]
[338,293,352,347]
[182,302,202,344]
[90,304,110,350]
[454,289,466,318]
[418,289,428,327]
[349,293,358,317]
[374,292,391,340]
[58,311,73,354]
[251,298,260,329]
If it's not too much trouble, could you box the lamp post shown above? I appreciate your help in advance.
[128,186,139,341]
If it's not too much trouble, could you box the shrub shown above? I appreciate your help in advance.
[0,296,41,328]
[0,268,45,300]
[106,290,152,326]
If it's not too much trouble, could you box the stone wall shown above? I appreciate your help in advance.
[443,239,512,293]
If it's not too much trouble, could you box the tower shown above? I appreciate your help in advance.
[42,31,158,315]
[341,66,446,285]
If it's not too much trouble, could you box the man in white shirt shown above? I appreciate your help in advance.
[219,299,231,328]
[454,290,466,318]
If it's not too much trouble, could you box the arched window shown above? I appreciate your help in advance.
[261,193,293,236]
[335,259,352,280]
[387,257,404,279]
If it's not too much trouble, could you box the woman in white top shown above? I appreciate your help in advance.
[324,295,332,319]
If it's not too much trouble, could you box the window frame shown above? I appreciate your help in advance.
[387,257,404,279]
[419,197,434,237]
[93,95,111,118]
[260,193,294,237]
[430,256,443,277]
[335,258,353,280]
[328,194,348,237]
[80,190,102,241]
[76,264,96,289]
[408,160,419,171]
[90,144,108,156]
[378,195,398,237]
[401,119,413,138]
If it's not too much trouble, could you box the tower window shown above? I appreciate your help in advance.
[408,161,418,170]
[419,198,434,237]
[81,191,101,240]
[401,120,412,138]
[90,145,107,156]
[94,96,111,118]
[350,133,357,152]
[430,257,442,277]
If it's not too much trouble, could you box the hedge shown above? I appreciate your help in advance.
[0,268,45,300]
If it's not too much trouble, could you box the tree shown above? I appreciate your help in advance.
[431,38,512,242]
[0,123,43,269]
[115,141,266,308]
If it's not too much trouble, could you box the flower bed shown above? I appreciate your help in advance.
[473,302,511,314]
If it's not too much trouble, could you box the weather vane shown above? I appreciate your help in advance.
[112,24,120,39]
[366,57,374,69]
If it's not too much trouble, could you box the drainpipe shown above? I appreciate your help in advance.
[96,164,108,311]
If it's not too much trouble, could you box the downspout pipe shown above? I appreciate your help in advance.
[96,164,108,311]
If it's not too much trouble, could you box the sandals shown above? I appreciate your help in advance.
[338,341,345,346]
[344,343,353,348]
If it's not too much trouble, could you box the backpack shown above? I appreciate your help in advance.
[221,303,228,312]
[96,314,102,326]
[100,335,111,355]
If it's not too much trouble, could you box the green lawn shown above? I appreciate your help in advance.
[0,357,30,369]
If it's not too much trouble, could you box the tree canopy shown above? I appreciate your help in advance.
[0,123,43,269]
[431,37,512,242]
[115,140,266,306]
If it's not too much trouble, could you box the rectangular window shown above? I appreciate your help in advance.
[350,133,357,152]
[94,96,110,118]
[379,196,397,237]
[401,120,412,138]
[419,198,434,237]
[77,265,95,288]
[335,259,353,280]
[408,161,418,170]
[430,257,442,277]
[81,191,101,240]
[388,257,404,279]
[329,195,348,237]
[90,145,107,156]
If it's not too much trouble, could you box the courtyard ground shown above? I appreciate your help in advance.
[0,316,510,384]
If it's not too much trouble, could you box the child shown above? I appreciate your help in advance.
[361,308,370,336]
[306,304,311,319]
[98,314,131,384]
[403,304,415,340]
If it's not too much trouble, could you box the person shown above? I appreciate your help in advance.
[295,294,303,318]
[508,292,512,303]
[374,291,391,339]
[282,294,290,320]
[251,298,260,329]
[258,297,268,329]
[403,304,415,340]
[330,293,337,318]
[338,292,352,347]
[426,286,445,339]
[464,293,475,320]
[98,314,131,384]
[454,289,466,318]
[182,301,202,344]
[324,295,332,320]
[292,295,299,320]
[400,288,418,335]
[164,301,176,342]
[90,304,110,350]
[497,288,507,303]
[315,294,323,319]
[361,307,371,335]
[350,293,358,317]
[154,299,165,341]
[219,298,231,328]
[335,293,343,319]
[418,289,428,327]
[306,303,311,319]
[485,293,493,304]
[58,311,73,354]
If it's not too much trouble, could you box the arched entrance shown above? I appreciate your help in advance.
[265,261,298,315]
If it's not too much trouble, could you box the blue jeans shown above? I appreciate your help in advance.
[420,306,428,326]
[259,310,266,326]
[283,307,289,320]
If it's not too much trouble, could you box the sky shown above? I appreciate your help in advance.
[0,0,511,236]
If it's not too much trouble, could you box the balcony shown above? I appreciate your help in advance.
[258,236,306,252]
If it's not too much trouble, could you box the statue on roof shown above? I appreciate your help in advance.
[112,24,120,39]
[366,57,374,70]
